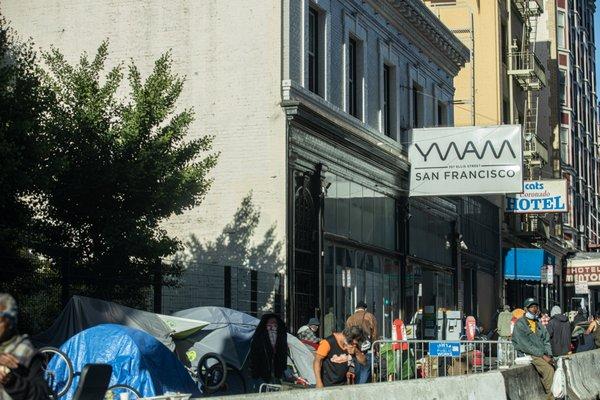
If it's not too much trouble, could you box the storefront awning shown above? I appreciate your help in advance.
[503,248,555,281]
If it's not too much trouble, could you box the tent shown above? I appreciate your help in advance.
[49,324,200,399]
[173,307,316,385]
[33,296,208,349]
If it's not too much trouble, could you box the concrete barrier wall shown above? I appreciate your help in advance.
[500,365,547,400]
[564,348,600,400]
[208,351,600,400]
[211,373,509,400]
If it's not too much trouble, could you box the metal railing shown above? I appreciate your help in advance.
[370,339,515,383]
[507,51,547,88]
[524,134,549,165]
[512,0,543,17]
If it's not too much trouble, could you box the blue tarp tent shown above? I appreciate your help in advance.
[49,324,200,399]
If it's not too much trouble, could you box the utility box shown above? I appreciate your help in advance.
[444,310,462,341]
[435,310,462,340]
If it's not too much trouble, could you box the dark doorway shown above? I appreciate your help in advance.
[293,171,320,331]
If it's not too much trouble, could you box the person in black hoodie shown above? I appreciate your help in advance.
[248,313,288,390]
[546,305,572,356]
[0,293,50,400]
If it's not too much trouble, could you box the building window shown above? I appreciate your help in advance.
[412,82,423,128]
[348,37,359,118]
[502,99,510,124]
[558,12,566,48]
[383,65,391,136]
[501,23,508,65]
[437,101,448,127]
[560,127,569,164]
[308,7,319,95]
[559,70,567,105]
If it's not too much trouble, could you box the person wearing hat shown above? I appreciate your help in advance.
[547,306,572,356]
[345,301,378,384]
[512,298,554,400]
[297,317,321,346]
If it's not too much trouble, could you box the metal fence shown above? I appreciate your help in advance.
[371,339,515,382]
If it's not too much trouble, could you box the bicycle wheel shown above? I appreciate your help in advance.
[39,346,74,398]
[198,352,228,391]
[104,384,142,400]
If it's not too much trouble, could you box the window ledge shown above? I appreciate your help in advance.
[282,79,408,165]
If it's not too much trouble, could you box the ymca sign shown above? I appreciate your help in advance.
[505,180,568,213]
[408,125,523,196]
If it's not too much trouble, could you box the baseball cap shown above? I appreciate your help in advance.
[524,298,539,308]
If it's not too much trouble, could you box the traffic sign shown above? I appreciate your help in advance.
[428,341,461,357]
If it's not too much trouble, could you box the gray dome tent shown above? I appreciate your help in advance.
[173,306,316,385]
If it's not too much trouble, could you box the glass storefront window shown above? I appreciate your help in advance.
[324,177,337,233]
[336,176,350,236]
[324,174,396,251]
[349,182,362,241]
[324,243,401,338]
[404,263,454,328]
[362,187,374,244]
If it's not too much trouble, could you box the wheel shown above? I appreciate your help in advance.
[39,346,74,398]
[198,352,228,391]
[105,384,142,400]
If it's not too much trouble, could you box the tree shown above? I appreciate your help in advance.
[37,41,218,308]
[0,18,51,298]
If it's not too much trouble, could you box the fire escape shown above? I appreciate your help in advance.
[507,0,549,236]
[508,0,548,171]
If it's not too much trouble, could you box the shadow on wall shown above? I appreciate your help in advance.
[163,193,284,316]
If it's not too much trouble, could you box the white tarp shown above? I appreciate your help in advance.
[408,125,523,196]
[32,296,208,349]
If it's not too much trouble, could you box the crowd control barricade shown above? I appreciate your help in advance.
[370,339,515,383]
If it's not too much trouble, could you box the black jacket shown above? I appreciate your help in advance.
[546,314,572,356]
[248,314,288,382]
[2,353,51,400]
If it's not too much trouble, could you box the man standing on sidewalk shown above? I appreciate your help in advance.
[497,305,512,339]
[512,298,554,400]
[496,305,512,366]
[345,301,377,384]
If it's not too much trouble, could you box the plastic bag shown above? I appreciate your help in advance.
[551,357,567,398]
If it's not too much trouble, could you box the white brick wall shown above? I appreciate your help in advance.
[2,0,288,311]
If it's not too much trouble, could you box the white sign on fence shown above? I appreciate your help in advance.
[408,125,523,196]
[506,180,568,213]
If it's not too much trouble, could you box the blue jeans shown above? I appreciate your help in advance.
[354,352,372,384]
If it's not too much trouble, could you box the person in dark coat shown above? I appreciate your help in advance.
[546,306,571,356]
[0,293,51,400]
[248,314,288,389]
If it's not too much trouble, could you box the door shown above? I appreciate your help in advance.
[293,172,319,331]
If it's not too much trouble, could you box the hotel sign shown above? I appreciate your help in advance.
[409,125,523,196]
[506,180,568,213]
[566,261,600,287]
